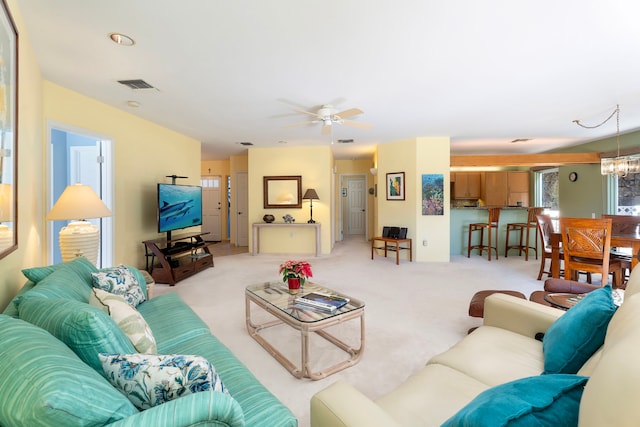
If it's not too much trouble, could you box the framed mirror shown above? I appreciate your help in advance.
[0,0,17,260]
[263,176,302,208]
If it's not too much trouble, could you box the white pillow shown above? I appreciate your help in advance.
[89,288,156,354]
[99,353,229,410]
[92,265,146,307]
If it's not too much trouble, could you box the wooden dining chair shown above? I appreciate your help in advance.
[505,207,544,261]
[559,217,623,287]
[467,207,501,261]
[602,214,640,283]
[535,214,560,280]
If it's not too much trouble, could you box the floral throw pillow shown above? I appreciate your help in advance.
[92,265,145,307]
[99,353,229,410]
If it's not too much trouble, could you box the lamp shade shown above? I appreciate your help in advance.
[46,183,112,221]
[303,188,319,200]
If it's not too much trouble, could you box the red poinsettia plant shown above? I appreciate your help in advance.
[279,260,313,286]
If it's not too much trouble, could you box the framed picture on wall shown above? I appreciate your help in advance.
[386,172,405,200]
[422,174,444,215]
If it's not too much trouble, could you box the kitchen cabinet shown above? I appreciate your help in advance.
[483,172,508,205]
[483,171,529,206]
[507,171,529,206]
[453,172,481,199]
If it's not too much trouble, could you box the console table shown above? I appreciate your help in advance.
[252,223,321,256]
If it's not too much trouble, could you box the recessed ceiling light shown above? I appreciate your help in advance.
[126,100,140,108]
[109,33,135,46]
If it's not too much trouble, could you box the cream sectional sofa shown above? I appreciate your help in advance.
[311,265,640,426]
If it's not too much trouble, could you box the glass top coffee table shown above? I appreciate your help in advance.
[245,281,365,380]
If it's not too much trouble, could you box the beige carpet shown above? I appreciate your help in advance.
[153,236,547,427]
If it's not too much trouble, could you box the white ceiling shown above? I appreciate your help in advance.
[15,0,640,161]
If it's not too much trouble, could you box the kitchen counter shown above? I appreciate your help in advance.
[450,207,535,256]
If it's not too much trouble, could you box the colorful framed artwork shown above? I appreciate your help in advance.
[386,172,405,200]
[422,174,444,215]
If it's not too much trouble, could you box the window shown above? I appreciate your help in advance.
[616,173,640,216]
[535,168,559,218]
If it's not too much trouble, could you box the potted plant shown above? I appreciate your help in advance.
[279,260,313,294]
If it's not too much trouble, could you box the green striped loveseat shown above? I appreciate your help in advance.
[0,257,297,427]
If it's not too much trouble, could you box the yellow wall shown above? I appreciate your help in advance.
[415,137,450,261]
[0,0,45,311]
[248,146,332,254]
[43,82,202,267]
[0,0,206,311]
[376,137,450,262]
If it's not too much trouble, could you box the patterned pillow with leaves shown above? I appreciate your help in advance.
[99,353,229,410]
[92,265,145,307]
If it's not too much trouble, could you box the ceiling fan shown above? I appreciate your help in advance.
[284,104,372,135]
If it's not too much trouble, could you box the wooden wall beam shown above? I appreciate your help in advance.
[450,152,601,167]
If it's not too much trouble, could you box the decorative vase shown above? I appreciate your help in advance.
[263,214,275,223]
[287,277,301,294]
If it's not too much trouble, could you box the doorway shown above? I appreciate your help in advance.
[47,123,113,267]
[201,175,222,242]
[339,174,367,240]
[235,172,248,247]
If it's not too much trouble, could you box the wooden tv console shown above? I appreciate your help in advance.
[142,232,214,286]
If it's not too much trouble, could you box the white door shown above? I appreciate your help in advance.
[236,172,249,246]
[347,177,366,235]
[201,176,222,241]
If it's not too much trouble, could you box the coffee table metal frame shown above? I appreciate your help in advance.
[245,281,365,380]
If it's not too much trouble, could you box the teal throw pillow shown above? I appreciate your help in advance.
[543,285,617,374]
[441,374,588,427]
[99,353,229,410]
[22,256,97,284]
[17,297,136,373]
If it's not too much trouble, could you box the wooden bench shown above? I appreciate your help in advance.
[371,236,412,265]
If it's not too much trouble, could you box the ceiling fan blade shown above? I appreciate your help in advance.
[342,120,373,130]
[293,109,322,119]
[283,120,315,128]
[336,108,364,119]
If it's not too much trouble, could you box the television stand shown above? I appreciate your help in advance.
[142,231,214,285]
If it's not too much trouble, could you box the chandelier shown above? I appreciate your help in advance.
[573,104,640,177]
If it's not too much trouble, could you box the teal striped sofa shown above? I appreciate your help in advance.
[0,257,297,427]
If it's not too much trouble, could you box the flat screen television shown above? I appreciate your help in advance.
[157,183,203,234]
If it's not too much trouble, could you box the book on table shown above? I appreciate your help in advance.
[295,292,349,313]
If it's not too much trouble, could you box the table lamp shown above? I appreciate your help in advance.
[46,183,112,266]
[303,188,319,224]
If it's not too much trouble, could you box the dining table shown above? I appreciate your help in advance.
[550,230,640,279]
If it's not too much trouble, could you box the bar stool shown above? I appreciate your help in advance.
[505,207,544,261]
[467,207,501,261]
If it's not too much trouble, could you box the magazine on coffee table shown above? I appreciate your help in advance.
[295,292,349,313]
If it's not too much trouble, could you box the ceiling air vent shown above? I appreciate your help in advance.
[117,79,155,90]
[239,142,253,146]
[337,139,354,144]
